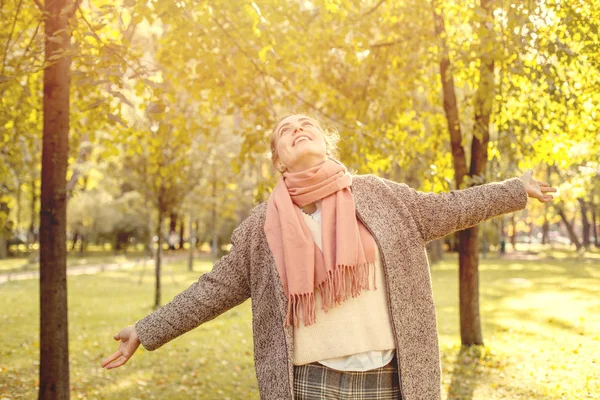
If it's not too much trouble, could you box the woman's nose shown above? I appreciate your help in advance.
[292,124,303,134]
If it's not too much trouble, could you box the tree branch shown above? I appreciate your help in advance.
[16,19,41,73]
[211,14,353,130]
[1,0,23,75]
[77,5,153,92]
[370,37,409,49]
[363,0,385,17]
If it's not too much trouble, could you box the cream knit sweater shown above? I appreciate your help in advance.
[293,206,396,366]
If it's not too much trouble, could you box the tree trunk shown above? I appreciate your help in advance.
[578,198,591,250]
[542,165,551,245]
[542,211,549,245]
[434,0,494,346]
[498,215,506,254]
[433,2,468,190]
[195,219,201,248]
[426,238,444,264]
[211,166,218,259]
[0,201,8,259]
[154,207,163,309]
[592,205,599,247]
[39,0,71,397]
[458,227,483,344]
[188,213,195,272]
[0,235,7,260]
[510,214,517,250]
[147,210,154,258]
[16,179,22,229]
[556,206,582,250]
[179,218,185,250]
[71,230,79,252]
[29,177,38,247]
[168,211,177,250]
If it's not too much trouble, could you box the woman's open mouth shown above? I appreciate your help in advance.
[293,136,310,146]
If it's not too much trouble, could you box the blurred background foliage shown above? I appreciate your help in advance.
[0,0,598,259]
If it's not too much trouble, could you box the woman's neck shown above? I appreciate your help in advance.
[302,202,317,214]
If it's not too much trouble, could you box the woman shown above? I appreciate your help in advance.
[102,114,557,399]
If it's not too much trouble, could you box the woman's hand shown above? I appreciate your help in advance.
[519,170,558,203]
[101,325,141,369]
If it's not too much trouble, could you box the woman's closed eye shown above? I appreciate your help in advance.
[279,127,290,136]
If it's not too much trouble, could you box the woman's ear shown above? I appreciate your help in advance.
[274,160,286,174]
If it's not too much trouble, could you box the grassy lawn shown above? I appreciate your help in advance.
[434,252,599,400]
[0,246,201,275]
[0,252,598,399]
[0,250,149,274]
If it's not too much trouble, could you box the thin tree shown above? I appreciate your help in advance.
[39,0,77,397]
[433,0,496,345]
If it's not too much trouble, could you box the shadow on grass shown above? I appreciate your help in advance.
[446,346,490,400]
[433,255,599,334]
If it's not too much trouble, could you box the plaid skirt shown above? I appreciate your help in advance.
[293,356,402,400]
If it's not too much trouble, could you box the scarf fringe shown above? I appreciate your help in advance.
[285,261,377,328]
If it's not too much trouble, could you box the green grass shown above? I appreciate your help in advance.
[0,252,598,399]
[434,252,599,399]
[0,252,148,274]
[0,247,195,274]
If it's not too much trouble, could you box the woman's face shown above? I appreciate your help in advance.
[273,115,327,173]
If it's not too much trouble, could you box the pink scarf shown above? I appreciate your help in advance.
[264,159,377,327]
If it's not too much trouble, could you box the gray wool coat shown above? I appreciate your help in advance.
[135,174,528,400]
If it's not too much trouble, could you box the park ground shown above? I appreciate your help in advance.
[0,247,598,399]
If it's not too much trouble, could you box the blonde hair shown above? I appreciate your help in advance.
[269,114,340,171]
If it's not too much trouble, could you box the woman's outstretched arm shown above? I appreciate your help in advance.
[101,209,257,368]
[380,170,556,244]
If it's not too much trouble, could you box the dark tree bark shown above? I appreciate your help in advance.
[434,0,496,345]
[211,165,218,259]
[578,198,591,249]
[542,212,549,245]
[458,226,482,344]
[71,230,79,251]
[556,206,582,250]
[0,201,8,259]
[510,214,517,250]
[168,211,177,250]
[592,206,599,247]
[16,179,22,228]
[179,218,185,250]
[39,0,72,397]
[28,177,38,247]
[426,239,444,264]
[188,214,195,272]
[154,206,164,309]
[499,215,506,254]
[194,218,201,248]
[541,165,551,245]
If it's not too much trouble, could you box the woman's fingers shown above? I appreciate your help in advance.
[104,354,129,370]
[536,181,557,192]
[113,334,120,341]
[101,350,123,368]
[541,186,557,193]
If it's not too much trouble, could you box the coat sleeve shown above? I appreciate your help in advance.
[379,177,529,244]
[134,215,253,351]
